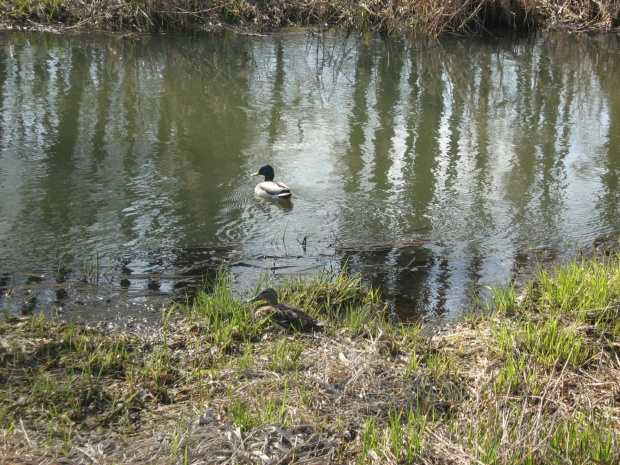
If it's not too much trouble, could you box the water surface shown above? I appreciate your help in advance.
[1,30,619,324]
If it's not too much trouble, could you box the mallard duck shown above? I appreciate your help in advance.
[251,165,292,200]
[246,288,323,332]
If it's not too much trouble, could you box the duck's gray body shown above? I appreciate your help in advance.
[251,165,292,200]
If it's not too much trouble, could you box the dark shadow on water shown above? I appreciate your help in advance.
[2,235,616,330]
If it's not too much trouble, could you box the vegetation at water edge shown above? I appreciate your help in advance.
[1,254,619,463]
[1,0,619,35]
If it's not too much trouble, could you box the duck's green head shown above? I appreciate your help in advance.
[251,165,275,182]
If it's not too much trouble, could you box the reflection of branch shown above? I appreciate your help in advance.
[324,228,340,248]
[336,238,435,253]
[297,231,308,253]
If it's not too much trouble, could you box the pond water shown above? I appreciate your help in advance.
[1,30,619,326]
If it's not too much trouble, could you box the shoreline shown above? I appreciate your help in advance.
[1,0,620,36]
[1,252,619,463]
[1,235,617,331]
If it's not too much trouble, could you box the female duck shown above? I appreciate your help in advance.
[251,165,292,200]
[246,288,323,332]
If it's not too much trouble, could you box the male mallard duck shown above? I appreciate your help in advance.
[251,165,292,200]
[246,288,323,332]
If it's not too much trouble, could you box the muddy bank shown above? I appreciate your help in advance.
[2,235,617,329]
[0,239,514,328]
[1,0,619,36]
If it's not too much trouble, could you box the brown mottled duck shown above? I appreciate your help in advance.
[246,288,323,332]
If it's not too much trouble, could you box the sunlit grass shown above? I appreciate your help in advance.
[277,264,381,316]
[471,252,620,463]
[269,337,305,372]
[1,254,619,463]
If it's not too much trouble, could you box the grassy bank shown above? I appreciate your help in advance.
[1,257,619,464]
[1,0,619,35]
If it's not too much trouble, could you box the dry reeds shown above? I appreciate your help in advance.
[1,0,620,35]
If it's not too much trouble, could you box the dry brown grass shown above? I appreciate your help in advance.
[1,310,618,462]
[1,0,619,35]
[2,256,620,463]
